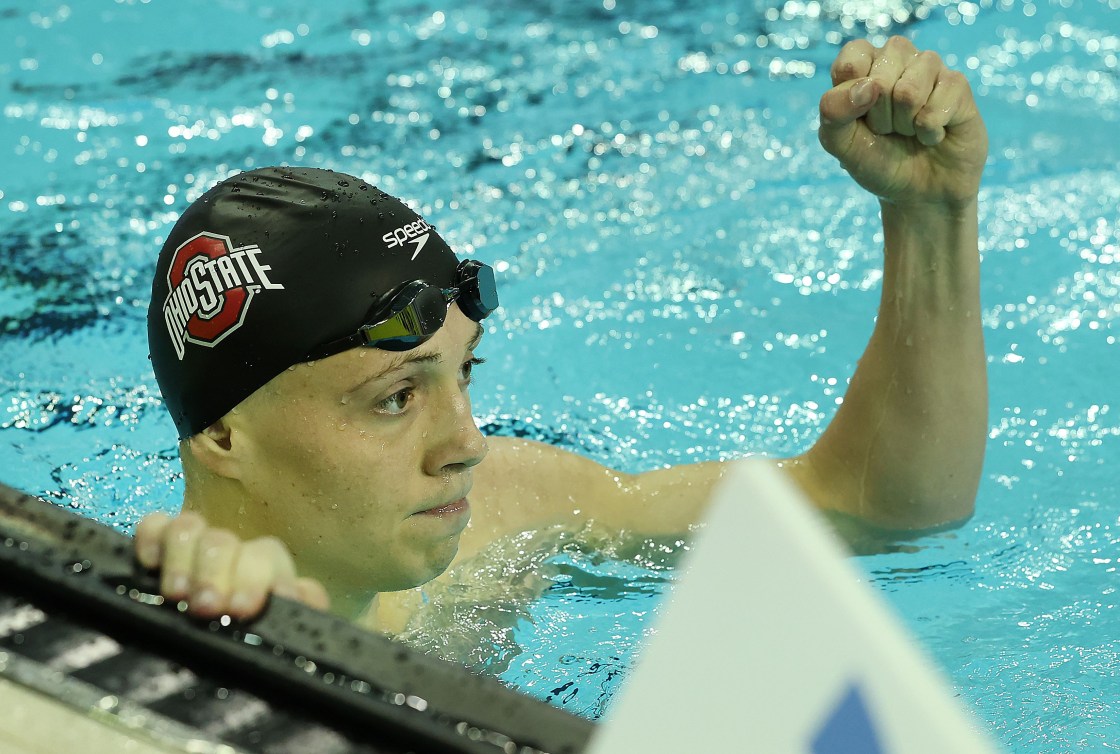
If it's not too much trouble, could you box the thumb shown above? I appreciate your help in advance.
[295,577,331,612]
[818,77,879,158]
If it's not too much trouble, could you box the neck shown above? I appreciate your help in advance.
[317,577,379,622]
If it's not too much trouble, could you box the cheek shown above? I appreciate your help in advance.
[256,420,419,515]
[242,415,349,508]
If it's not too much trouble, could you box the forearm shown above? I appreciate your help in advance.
[789,201,987,530]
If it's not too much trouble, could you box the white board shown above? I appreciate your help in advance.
[587,458,1002,754]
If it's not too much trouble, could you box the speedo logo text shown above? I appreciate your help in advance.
[383,218,432,260]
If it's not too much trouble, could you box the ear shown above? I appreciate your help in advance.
[187,418,241,479]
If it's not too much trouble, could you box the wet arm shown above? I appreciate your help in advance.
[478,39,990,537]
[472,437,725,538]
[481,211,986,538]
[783,37,989,530]
[783,203,986,530]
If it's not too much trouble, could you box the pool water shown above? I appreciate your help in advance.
[1,0,1118,749]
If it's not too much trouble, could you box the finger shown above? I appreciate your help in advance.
[818,77,881,158]
[915,69,976,146]
[295,578,331,612]
[134,512,172,569]
[159,512,208,601]
[830,39,875,85]
[187,528,241,618]
[865,36,919,135]
[226,536,299,620]
[891,51,942,137]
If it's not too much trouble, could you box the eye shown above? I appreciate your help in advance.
[459,356,485,385]
[375,387,413,415]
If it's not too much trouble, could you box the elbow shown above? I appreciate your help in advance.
[781,447,983,533]
[863,473,979,532]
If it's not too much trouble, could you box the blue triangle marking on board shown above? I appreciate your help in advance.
[811,682,885,754]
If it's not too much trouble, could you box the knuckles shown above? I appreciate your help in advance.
[196,527,239,557]
[247,535,292,563]
[133,511,308,618]
[916,50,943,67]
[883,35,916,53]
[830,59,861,82]
[891,82,924,111]
[134,511,169,539]
[164,511,205,544]
[831,39,874,82]
[941,69,969,89]
[839,39,874,57]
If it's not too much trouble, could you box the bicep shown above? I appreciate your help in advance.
[472,436,726,537]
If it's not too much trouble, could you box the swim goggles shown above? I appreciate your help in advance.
[306,259,498,360]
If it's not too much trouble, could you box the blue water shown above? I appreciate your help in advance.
[1,0,1118,749]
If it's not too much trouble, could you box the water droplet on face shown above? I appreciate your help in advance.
[330,503,339,510]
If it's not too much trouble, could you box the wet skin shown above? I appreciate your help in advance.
[163,306,490,618]
[136,36,990,627]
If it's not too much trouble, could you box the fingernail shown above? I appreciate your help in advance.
[850,78,874,106]
[229,591,253,613]
[169,573,189,597]
[195,587,220,610]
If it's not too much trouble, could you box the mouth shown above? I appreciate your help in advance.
[413,497,470,518]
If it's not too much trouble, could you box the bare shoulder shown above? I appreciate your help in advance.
[469,436,616,536]
[464,435,724,546]
[476,435,617,485]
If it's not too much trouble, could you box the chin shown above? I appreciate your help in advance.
[381,538,461,592]
[420,537,461,583]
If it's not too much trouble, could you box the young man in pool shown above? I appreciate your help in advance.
[135,37,989,631]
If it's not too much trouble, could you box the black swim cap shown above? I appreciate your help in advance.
[148,166,461,439]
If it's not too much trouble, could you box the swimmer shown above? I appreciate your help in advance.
[134,38,989,631]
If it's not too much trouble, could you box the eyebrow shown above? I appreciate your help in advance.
[346,323,485,393]
[467,322,484,351]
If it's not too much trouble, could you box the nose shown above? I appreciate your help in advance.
[424,384,488,476]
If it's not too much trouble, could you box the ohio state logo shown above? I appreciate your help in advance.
[162,232,285,360]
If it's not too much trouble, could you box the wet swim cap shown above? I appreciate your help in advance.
[148,166,461,439]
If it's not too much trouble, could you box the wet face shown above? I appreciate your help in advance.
[226,304,489,600]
